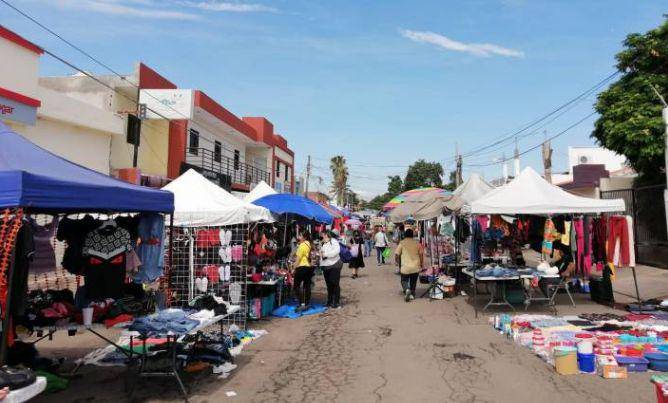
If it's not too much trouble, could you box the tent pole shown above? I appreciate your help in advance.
[188,233,194,301]
[631,265,642,308]
[167,214,174,307]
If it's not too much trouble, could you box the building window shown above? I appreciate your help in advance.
[285,165,289,181]
[188,129,199,155]
[234,150,240,170]
[276,161,281,178]
[214,141,222,163]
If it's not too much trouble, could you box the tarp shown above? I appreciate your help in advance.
[163,169,273,226]
[389,191,459,222]
[253,194,334,224]
[443,173,495,213]
[470,167,625,215]
[0,122,173,213]
[244,181,277,203]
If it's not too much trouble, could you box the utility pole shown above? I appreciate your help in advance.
[305,155,311,196]
[455,143,463,187]
[649,84,668,238]
[542,131,553,184]
[502,152,508,183]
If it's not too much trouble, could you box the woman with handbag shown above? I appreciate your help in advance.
[349,230,365,279]
[320,230,342,308]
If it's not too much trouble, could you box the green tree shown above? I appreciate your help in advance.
[329,155,349,206]
[403,160,444,190]
[592,18,668,182]
[443,171,458,191]
[387,175,403,195]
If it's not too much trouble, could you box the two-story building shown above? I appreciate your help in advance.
[1,25,295,193]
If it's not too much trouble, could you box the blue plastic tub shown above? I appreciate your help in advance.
[646,352,668,372]
[615,355,649,372]
[577,352,595,373]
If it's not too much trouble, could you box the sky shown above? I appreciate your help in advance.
[1,0,666,199]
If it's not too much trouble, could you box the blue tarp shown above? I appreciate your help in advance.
[271,303,327,319]
[0,122,174,213]
[252,194,333,224]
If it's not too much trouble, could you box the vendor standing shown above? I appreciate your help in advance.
[320,230,343,308]
[292,230,314,312]
[394,229,423,302]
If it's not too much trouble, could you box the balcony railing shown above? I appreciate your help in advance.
[185,148,270,189]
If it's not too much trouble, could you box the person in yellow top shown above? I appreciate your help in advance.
[293,230,313,311]
[394,229,424,302]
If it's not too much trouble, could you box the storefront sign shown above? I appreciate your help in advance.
[139,89,193,120]
[0,95,37,125]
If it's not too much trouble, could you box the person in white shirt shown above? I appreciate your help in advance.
[373,227,388,265]
[320,230,342,308]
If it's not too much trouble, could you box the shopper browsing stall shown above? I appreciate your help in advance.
[292,230,314,312]
[394,229,423,302]
[320,231,342,308]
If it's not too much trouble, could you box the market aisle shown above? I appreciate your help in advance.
[216,254,656,403]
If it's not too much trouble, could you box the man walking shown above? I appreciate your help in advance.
[374,226,388,265]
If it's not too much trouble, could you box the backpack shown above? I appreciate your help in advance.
[338,242,353,263]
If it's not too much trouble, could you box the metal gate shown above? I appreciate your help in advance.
[601,185,668,268]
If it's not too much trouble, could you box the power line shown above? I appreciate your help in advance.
[464,111,597,168]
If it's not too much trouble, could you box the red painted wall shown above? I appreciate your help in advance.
[138,63,177,89]
[167,120,188,179]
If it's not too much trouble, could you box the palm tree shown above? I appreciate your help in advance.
[330,155,349,206]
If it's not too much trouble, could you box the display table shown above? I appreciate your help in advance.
[247,275,285,314]
[462,268,519,316]
[4,376,46,403]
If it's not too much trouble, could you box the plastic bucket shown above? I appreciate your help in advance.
[577,340,594,354]
[554,347,578,375]
[577,352,596,373]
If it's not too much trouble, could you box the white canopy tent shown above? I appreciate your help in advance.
[244,181,277,203]
[470,167,625,215]
[446,173,495,213]
[163,169,274,226]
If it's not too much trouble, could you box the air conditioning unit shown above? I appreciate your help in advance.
[579,155,590,164]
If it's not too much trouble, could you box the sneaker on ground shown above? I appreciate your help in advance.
[404,289,411,302]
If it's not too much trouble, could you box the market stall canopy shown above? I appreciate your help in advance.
[470,167,625,215]
[389,191,461,222]
[252,194,334,224]
[244,181,277,203]
[443,173,495,213]
[321,203,343,218]
[0,122,173,213]
[163,169,273,226]
[383,187,451,211]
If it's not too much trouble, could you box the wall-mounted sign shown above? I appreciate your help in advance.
[139,89,193,120]
[0,95,37,125]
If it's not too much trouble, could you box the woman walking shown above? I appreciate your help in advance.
[394,229,423,302]
[292,230,313,312]
[374,226,388,265]
[320,230,342,308]
[349,230,365,279]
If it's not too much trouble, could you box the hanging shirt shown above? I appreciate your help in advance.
[57,216,102,275]
[29,217,58,275]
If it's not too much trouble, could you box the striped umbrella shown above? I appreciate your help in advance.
[382,187,451,211]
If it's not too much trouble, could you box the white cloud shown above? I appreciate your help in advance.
[54,0,200,20]
[177,1,276,12]
[400,29,524,58]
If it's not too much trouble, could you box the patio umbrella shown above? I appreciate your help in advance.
[345,218,363,227]
[383,187,451,212]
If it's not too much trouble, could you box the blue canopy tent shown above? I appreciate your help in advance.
[252,194,333,225]
[0,122,173,365]
[0,122,174,213]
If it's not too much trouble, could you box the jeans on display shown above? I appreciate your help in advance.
[401,273,419,295]
[322,260,343,306]
[376,247,386,264]
[293,266,314,306]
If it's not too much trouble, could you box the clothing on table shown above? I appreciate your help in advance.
[293,266,314,306]
[401,273,419,295]
[394,238,422,275]
[129,309,199,336]
[294,241,311,268]
[608,216,630,267]
[322,260,342,307]
[28,217,58,275]
[133,213,165,284]
[56,216,102,275]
